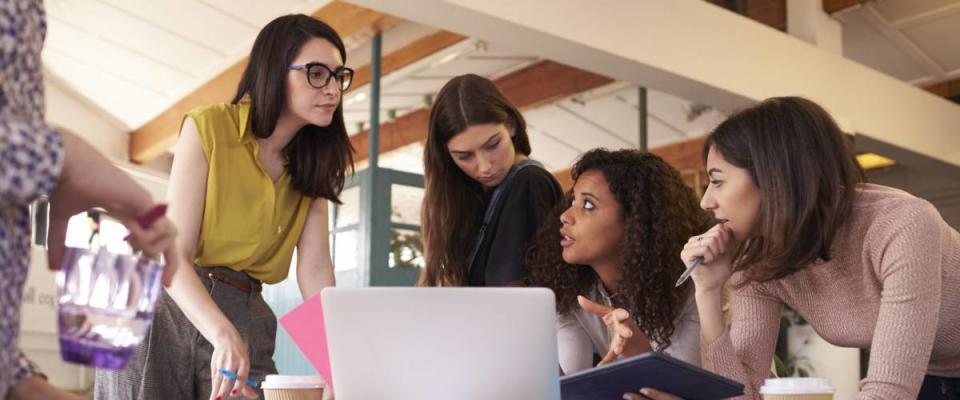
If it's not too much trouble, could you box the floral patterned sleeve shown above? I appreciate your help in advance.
[14,351,44,382]
[0,119,65,204]
[0,0,65,204]
[1,0,64,396]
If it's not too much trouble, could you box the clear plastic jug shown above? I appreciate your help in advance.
[56,247,165,369]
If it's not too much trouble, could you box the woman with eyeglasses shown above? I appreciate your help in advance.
[96,14,355,400]
[419,74,563,287]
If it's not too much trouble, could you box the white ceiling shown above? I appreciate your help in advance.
[346,36,726,175]
[42,0,331,129]
[523,85,726,172]
[39,0,960,175]
[342,38,539,134]
[360,79,726,175]
[838,0,960,85]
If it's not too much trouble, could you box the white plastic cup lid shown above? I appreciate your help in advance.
[260,375,326,390]
[760,378,834,395]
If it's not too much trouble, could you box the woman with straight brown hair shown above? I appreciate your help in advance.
[96,14,354,400]
[631,96,959,400]
[420,74,563,287]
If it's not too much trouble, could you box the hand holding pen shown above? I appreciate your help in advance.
[676,220,736,291]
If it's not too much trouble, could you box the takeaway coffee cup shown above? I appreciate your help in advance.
[261,375,325,400]
[760,377,834,400]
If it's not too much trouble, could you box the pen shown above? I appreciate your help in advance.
[218,368,259,388]
[136,204,167,228]
[123,204,168,241]
[674,257,703,288]
[675,219,728,288]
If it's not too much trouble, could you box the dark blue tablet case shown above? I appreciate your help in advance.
[560,352,745,400]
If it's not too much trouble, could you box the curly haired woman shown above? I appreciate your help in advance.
[526,148,712,374]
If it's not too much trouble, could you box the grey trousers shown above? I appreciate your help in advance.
[94,267,278,400]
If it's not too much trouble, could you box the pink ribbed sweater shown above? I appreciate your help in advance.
[703,184,960,399]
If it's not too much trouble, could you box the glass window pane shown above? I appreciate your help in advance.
[264,251,321,374]
[333,186,360,229]
[377,142,425,175]
[388,228,424,269]
[390,184,424,226]
[332,229,359,271]
[63,211,132,255]
[31,199,49,246]
[334,269,361,289]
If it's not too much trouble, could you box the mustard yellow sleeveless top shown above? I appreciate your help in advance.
[182,102,310,284]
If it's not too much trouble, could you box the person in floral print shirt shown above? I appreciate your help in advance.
[1,1,179,399]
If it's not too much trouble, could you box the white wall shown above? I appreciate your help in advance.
[45,69,170,200]
[44,70,128,160]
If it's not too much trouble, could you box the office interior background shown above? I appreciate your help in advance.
[19,1,960,399]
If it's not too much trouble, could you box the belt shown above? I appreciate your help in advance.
[199,268,263,293]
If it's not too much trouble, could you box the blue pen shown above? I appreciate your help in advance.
[218,368,259,388]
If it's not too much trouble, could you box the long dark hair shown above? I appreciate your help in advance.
[704,96,864,283]
[419,74,531,286]
[231,14,354,203]
[526,149,710,349]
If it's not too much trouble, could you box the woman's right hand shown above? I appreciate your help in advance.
[680,222,736,294]
[578,296,652,365]
[209,329,258,400]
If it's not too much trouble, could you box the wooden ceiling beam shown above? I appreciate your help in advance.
[352,30,466,90]
[924,78,960,104]
[822,0,861,15]
[351,60,614,162]
[551,137,709,191]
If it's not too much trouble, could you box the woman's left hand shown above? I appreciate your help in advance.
[623,387,684,400]
[577,295,652,365]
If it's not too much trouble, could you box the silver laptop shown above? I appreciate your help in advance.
[322,287,561,400]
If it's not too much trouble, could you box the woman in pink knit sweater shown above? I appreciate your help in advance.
[632,97,958,400]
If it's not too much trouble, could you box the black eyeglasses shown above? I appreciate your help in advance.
[288,63,354,92]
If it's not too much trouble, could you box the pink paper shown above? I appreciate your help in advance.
[279,293,333,389]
